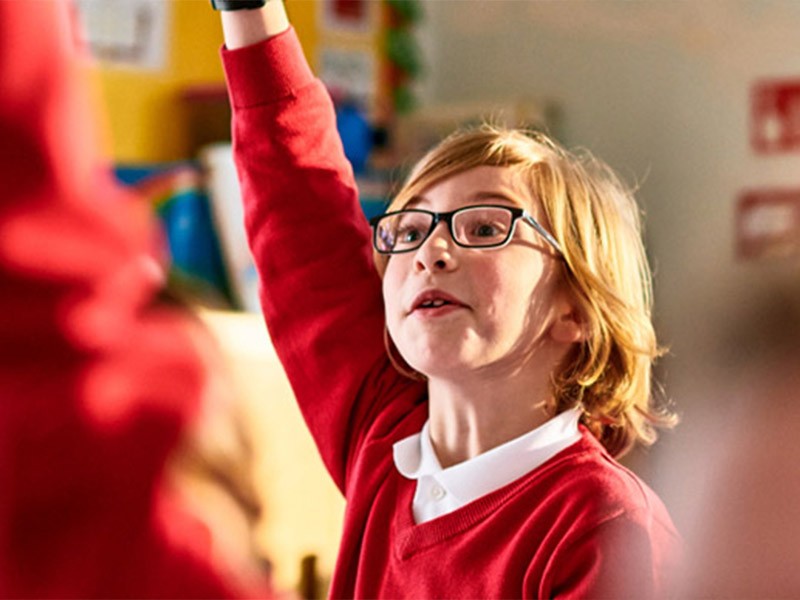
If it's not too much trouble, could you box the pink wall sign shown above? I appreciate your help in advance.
[736,189,800,260]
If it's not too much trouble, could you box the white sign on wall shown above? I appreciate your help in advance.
[318,46,377,108]
[72,0,170,70]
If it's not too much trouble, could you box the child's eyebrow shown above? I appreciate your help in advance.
[403,195,426,209]
[471,190,521,205]
[404,190,523,209]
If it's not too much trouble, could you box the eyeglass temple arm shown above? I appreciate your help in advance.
[523,213,564,255]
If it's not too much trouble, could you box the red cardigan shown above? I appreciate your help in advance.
[0,3,242,597]
[223,28,681,599]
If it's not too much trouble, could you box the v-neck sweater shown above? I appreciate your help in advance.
[221,28,681,599]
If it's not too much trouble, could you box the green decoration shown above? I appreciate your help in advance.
[386,28,423,79]
[384,0,424,114]
[393,84,417,115]
[386,0,423,24]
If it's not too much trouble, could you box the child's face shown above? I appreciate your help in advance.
[383,165,575,380]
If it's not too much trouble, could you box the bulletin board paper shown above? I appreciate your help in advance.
[73,0,170,71]
[318,46,378,109]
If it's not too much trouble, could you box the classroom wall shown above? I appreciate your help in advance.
[414,0,800,528]
[94,0,319,163]
[92,2,222,163]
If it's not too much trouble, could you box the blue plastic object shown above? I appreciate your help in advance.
[335,102,373,175]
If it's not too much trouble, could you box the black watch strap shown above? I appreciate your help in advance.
[211,0,267,10]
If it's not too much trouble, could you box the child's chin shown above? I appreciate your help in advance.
[406,355,472,381]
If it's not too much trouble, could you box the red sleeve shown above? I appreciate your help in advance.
[546,511,682,599]
[221,29,424,493]
[0,2,237,597]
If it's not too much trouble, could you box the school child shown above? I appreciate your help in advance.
[215,1,681,597]
[0,2,267,596]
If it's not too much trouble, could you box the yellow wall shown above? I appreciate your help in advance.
[95,1,318,164]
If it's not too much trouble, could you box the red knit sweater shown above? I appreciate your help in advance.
[222,28,681,599]
[0,3,242,597]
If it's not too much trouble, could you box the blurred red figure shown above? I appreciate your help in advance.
[0,2,261,597]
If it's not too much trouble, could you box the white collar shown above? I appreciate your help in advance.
[393,407,583,523]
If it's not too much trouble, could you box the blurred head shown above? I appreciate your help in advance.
[373,124,676,456]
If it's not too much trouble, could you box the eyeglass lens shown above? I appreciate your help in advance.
[374,207,515,253]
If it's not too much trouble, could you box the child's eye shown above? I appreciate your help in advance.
[456,212,512,246]
[397,227,423,244]
[471,220,507,238]
[474,223,502,237]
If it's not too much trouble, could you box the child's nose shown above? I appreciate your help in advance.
[414,222,457,273]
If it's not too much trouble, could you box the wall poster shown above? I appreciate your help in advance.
[72,0,170,70]
[736,189,800,260]
[751,79,800,154]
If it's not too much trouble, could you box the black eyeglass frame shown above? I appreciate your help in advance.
[368,204,563,256]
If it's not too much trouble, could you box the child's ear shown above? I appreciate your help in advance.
[550,306,586,344]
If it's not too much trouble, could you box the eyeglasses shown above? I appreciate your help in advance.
[369,204,563,255]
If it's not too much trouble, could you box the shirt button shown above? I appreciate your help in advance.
[430,484,446,500]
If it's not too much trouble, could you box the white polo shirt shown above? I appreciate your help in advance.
[393,407,583,524]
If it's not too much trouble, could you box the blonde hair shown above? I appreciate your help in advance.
[375,124,676,457]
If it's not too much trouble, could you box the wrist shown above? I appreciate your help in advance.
[211,0,267,11]
[220,0,289,49]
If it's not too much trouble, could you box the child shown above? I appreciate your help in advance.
[0,2,265,596]
[216,1,680,597]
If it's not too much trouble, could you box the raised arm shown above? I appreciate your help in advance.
[216,2,423,493]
